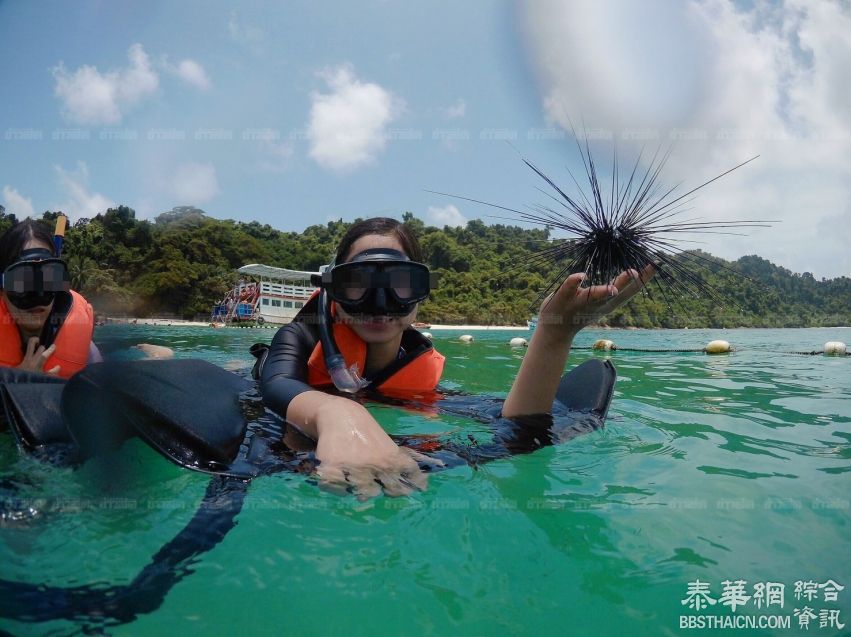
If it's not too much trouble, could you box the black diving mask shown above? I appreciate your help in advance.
[314,248,433,317]
[1,248,70,310]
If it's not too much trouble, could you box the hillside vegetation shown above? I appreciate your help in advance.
[1,206,848,327]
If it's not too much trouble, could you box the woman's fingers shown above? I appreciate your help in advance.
[374,472,409,498]
[403,466,429,492]
[404,448,446,470]
[553,272,586,302]
[26,337,40,358]
[315,463,351,496]
[539,264,656,335]
[315,455,427,499]
[613,265,654,295]
[356,475,383,500]
[598,265,656,313]
[17,339,59,374]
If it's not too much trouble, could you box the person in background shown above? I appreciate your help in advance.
[259,217,652,497]
[0,219,101,377]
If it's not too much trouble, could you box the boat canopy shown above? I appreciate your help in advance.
[237,264,319,282]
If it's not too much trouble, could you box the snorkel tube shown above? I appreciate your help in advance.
[317,262,369,394]
[53,213,67,258]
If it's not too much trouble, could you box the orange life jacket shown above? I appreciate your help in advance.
[307,319,445,393]
[0,290,94,378]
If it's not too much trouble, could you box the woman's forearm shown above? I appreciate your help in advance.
[502,327,576,418]
[285,391,378,440]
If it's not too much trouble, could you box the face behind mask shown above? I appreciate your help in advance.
[318,248,432,317]
[1,248,70,310]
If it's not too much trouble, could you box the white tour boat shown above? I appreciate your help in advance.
[211,264,319,326]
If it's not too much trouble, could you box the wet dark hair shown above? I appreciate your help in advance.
[0,219,56,273]
[336,217,424,263]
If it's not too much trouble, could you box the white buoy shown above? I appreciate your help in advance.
[824,341,847,356]
[509,337,528,347]
[593,339,615,351]
[422,332,433,340]
[705,340,731,354]
[459,334,474,343]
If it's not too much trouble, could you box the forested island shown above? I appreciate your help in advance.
[1,205,848,328]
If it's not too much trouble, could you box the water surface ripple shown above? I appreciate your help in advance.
[1,327,848,636]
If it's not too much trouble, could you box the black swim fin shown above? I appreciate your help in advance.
[2,383,67,448]
[492,358,616,453]
[397,358,617,467]
[550,357,616,444]
[0,369,70,456]
[555,358,616,416]
[61,359,258,478]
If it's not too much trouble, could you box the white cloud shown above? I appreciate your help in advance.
[228,10,266,54]
[522,0,710,133]
[426,204,467,228]
[257,141,295,174]
[519,0,851,278]
[55,162,115,219]
[53,43,159,125]
[443,98,466,119]
[168,59,212,91]
[171,162,220,204]
[2,186,35,218]
[307,65,403,172]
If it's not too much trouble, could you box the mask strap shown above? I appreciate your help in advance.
[17,248,55,262]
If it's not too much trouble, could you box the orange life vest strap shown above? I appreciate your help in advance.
[307,320,444,392]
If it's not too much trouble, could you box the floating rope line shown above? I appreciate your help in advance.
[566,346,850,356]
[787,350,851,357]
[519,338,850,356]
[571,346,707,353]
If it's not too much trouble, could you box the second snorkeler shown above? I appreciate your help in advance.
[258,217,653,498]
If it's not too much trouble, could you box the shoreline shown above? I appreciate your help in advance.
[427,324,527,331]
[101,318,851,331]
[103,318,531,330]
[102,318,212,327]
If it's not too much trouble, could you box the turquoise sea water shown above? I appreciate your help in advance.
[1,326,849,636]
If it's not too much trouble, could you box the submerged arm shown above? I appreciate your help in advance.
[260,322,426,497]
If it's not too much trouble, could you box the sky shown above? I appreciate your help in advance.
[1,0,849,279]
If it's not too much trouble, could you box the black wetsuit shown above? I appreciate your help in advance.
[256,296,439,416]
[253,297,614,469]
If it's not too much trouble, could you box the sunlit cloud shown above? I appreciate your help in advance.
[166,58,212,91]
[2,186,36,218]
[426,204,467,228]
[443,98,467,119]
[228,10,267,55]
[54,162,115,219]
[307,64,403,172]
[53,43,159,125]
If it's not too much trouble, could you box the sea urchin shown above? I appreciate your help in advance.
[432,138,769,310]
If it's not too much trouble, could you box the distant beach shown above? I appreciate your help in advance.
[103,318,531,330]
[102,317,212,328]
